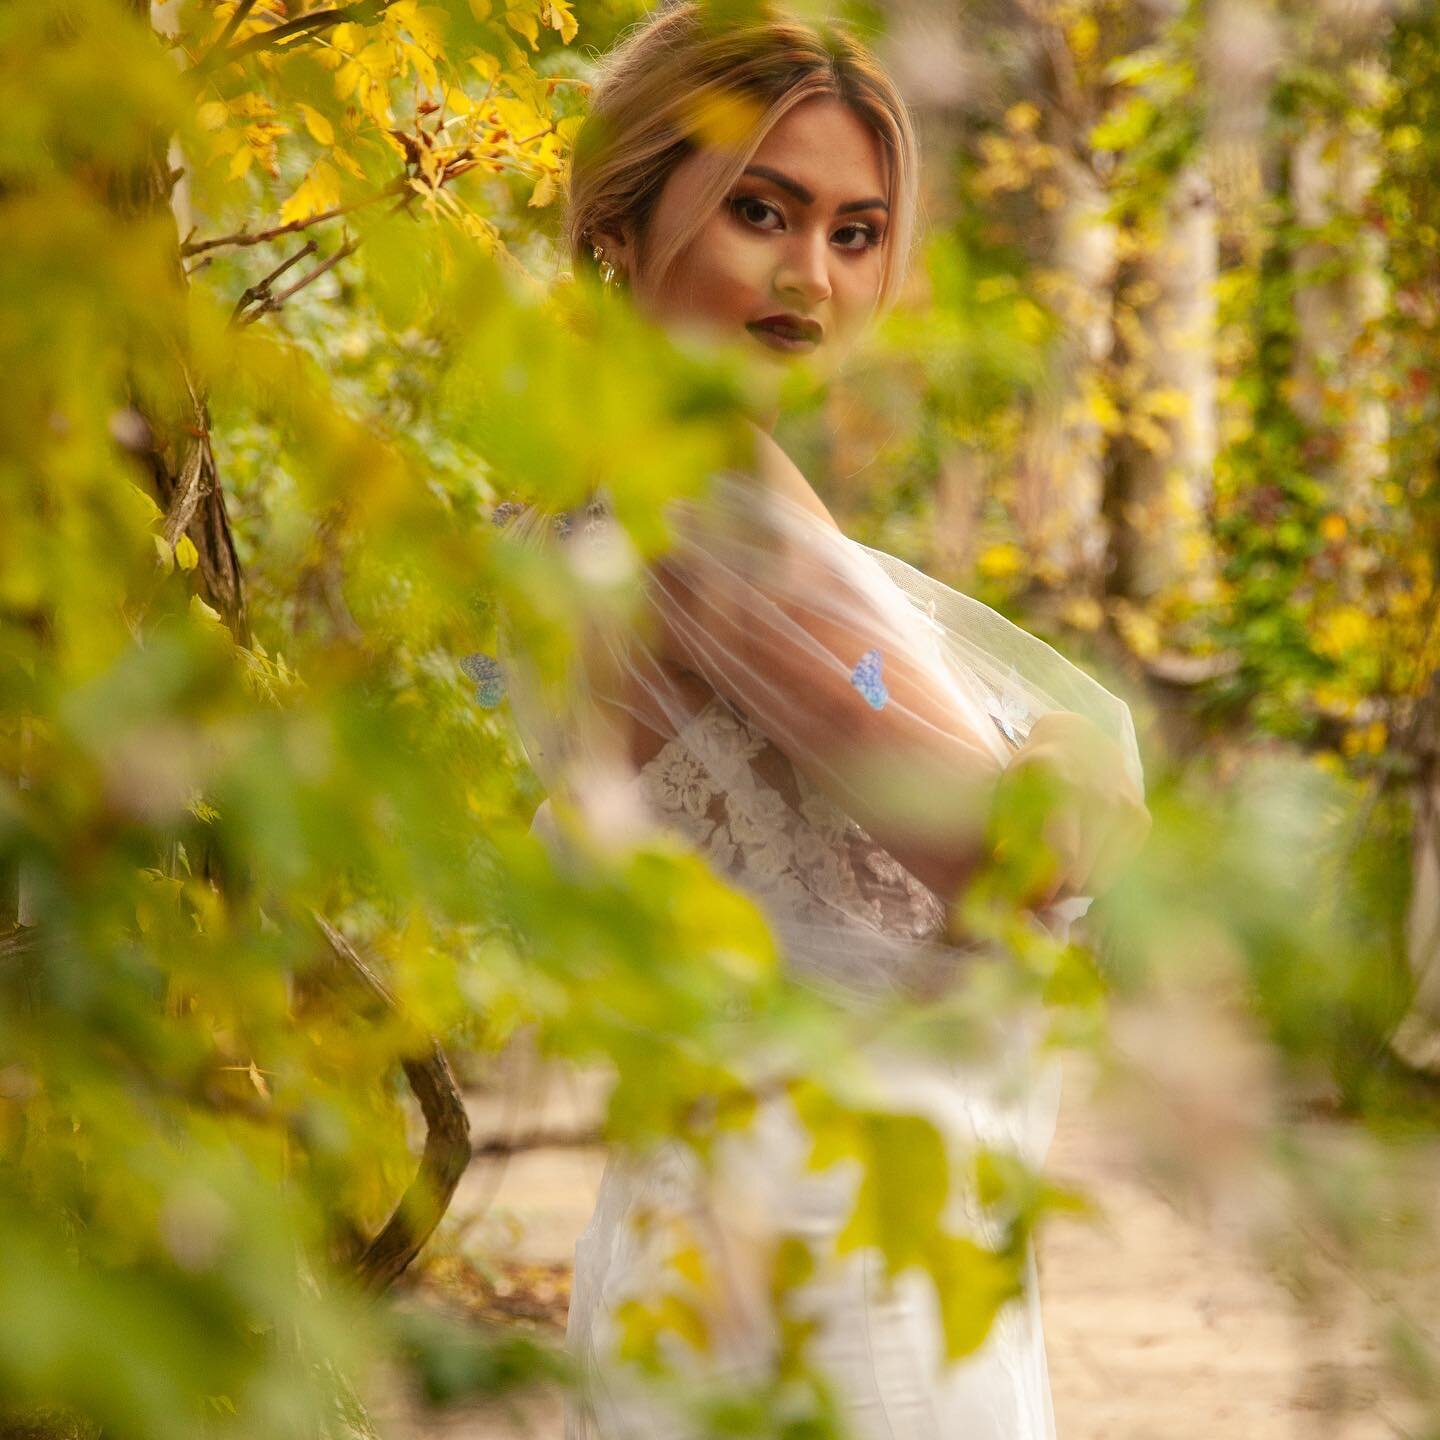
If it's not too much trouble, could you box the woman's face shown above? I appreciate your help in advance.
[616,96,891,375]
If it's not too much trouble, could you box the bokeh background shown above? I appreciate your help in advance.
[2,0,1439,1436]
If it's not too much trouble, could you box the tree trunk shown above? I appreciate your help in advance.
[1393,674,1440,1072]
[1100,160,1219,610]
[1016,155,1115,589]
[124,0,250,642]
[1288,67,1390,567]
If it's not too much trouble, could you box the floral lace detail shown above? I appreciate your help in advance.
[635,699,948,955]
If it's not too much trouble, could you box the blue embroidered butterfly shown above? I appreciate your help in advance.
[850,648,889,710]
[460,652,506,708]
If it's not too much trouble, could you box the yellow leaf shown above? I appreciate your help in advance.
[1127,413,1171,457]
[297,103,334,146]
[505,3,539,49]
[175,534,199,572]
[771,1234,815,1293]
[543,0,577,42]
[334,59,362,101]
[227,145,254,181]
[668,1244,709,1293]
[331,145,366,180]
[153,534,175,574]
[458,211,500,251]
[927,1231,1020,1361]
[657,1293,709,1354]
[279,159,342,225]
[683,88,764,149]
[1085,384,1121,432]
[206,125,243,159]
[127,481,163,526]
[1060,595,1104,632]
[1142,386,1190,419]
[468,51,501,82]
[197,100,230,131]
[1067,15,1098,60]
[409,3,449,56]
[469,0,493,15]
[1111,598,1161,658]
[407,41,439,92]
[974,274,1017,302]
[189,595,224,626]
[836,1112,947,1272]
[444,85,475,116]
[493,92,546,138]
[360,76,393,129]
[1013,297,1046,342]
[528,171,557,207]
[1006,100,1040,134]
[977,542,1026,580]
[1314,605,1370,659]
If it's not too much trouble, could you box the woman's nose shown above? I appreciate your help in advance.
[774,229,832,308]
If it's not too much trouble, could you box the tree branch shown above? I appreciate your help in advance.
[193,0,257,73]
[182,177,406,258]
[195,0,399,73]
[471,1125,601,1159]
[228,239,317,323]
[310,911,472,1294]
[235,235,361,325]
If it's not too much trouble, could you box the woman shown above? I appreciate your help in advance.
[500,3,1152,1435]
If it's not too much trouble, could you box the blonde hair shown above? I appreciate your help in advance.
[566,1,920,310]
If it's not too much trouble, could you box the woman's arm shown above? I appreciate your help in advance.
[648,434,1010,899]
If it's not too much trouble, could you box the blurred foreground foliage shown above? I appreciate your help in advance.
[1,0,1438,1438]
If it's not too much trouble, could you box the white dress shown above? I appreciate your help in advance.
[557,695,1081,1440]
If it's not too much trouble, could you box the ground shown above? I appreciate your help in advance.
[369,1041,1433,1440]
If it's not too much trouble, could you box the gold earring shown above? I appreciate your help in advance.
[591,242,617,288]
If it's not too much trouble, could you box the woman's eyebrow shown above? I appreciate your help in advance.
[741,164,887,215]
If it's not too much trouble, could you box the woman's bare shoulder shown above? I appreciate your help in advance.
[745,422,841,531]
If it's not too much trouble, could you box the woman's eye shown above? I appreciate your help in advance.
[833,223,880,252]
[730,195,782,229]
[728,196,881,251]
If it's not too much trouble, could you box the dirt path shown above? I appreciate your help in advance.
[371,1048,1421,1440]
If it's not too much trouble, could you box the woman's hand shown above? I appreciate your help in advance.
[986,710,1151,909]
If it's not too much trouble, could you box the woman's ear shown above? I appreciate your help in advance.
[589,223,636,286]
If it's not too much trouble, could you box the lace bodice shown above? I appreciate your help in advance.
[641,697,945,923]
[634,696,1000,1002]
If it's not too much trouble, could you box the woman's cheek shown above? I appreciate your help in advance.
[686,234,757,326]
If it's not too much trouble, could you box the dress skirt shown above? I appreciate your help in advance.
[562,1024,1064,1440]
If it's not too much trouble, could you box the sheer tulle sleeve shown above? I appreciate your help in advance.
[495,471,1144,1003]
[613,471,1017,896]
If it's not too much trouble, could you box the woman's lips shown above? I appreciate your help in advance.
[746,315,822,353]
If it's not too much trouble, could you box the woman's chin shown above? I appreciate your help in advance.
[648,320,833,409]
[743,330,837,391]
